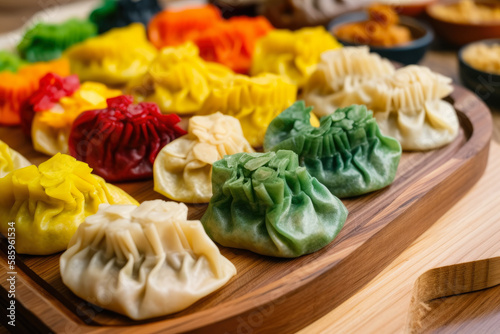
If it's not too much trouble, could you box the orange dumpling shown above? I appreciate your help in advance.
[0,58,70,126]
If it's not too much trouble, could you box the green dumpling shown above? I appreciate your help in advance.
[0,51,26,73]
[264,102,401,198]
[201,150,348,258]
[17,19,97,62]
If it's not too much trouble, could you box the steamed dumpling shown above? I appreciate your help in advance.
[364,65,459,150]
[303,46,396,117]
[201,150,348,258]
[154,112,254,203]
[0,140,31,178]
[60,200,236,320]
[251,27,342,87]
[0,153,138,255]
[65,23,157,86]
[264,102,401,198]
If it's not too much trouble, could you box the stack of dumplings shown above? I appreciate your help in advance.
[60,200,236,320]
[154,112,254,203]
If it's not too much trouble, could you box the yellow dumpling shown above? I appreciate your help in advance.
[154,112,254,203]
[128,42,234,114]
[0,153,138,255]
[251,27,342,88]
[32,82,121,156]
[0,140,31,178]
[65,23,157,86]
[60,200,236,320]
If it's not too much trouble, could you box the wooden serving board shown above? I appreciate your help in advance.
[0,85,492,333]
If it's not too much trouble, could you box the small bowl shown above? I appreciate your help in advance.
[459,39,500,108]
[379,0,438,17]
[328,11,434,65]
[427,1,500,46]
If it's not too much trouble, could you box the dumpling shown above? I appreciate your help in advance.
[203,73,297,147]
[201,150,348,257]
[127,42,234,115]
[65,23,157,86]
[361,65,459,150]
[0,58,70,126]
[0,153,138,255]
[90,0,162,34]
[60,200,236,320]
[69,95,186,182]
[0,51,26,73]
[303,46,396,117]
[154,112,254,203]
[264,102,401,198]
[148,5,223,48]
[250,27,342,87]
[17,19,97,62]
[0,140,31,178]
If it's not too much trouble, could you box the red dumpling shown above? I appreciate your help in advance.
[68,95,186,182]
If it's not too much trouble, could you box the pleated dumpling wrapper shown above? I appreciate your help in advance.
[250,27,342,87]
[0,154,138,255]
[0,58,70,126]
[264,102,401,198]
[17,19,97,62]
[69,95,186,182]
[24,73,122,155]
[303,46,396,118]
[154,112,254,203]
[127,42,234,115]
[65,23,157,86]
[60,200,236,320]
[0,140,31,178]
[201,150,348,257]
[362,65,459,151]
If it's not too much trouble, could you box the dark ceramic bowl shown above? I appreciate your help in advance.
[459,39,500,108]
[427,1,500,46]
[328,11,434,65]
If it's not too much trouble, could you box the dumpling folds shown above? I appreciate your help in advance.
[60,200,236,320]
[250,27,342,87]
[362,65,459,151]
[127,42,234,115]
[65,23,157,86]
[201,150,348,258]
[154,112,254,203]
[265,102,401,198]
[29,76,121,156]
[303,46,396,117]
[0,153,138,255]
[69,95,186,182]
[0,140,31,178]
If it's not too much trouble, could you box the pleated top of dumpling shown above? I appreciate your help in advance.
[0,153,138,255]
[251,26,342,87]
[0,140,31,178]
[154,112,254,203]
[364,65,459,150]
[60,200,236,320]
[202,150,348,257]
[303,46,396,117]
[65,23,157,86]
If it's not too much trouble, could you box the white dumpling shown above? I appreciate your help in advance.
[60,200,236,320]
[366,65,459,150]
[303,46,396,117]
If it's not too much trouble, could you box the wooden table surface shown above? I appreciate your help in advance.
[2,6,500,333]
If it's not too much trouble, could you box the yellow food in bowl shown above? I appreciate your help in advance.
[431,0,500,24]
[463,42,500,74]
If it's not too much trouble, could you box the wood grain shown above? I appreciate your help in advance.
[0,84,492,333]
